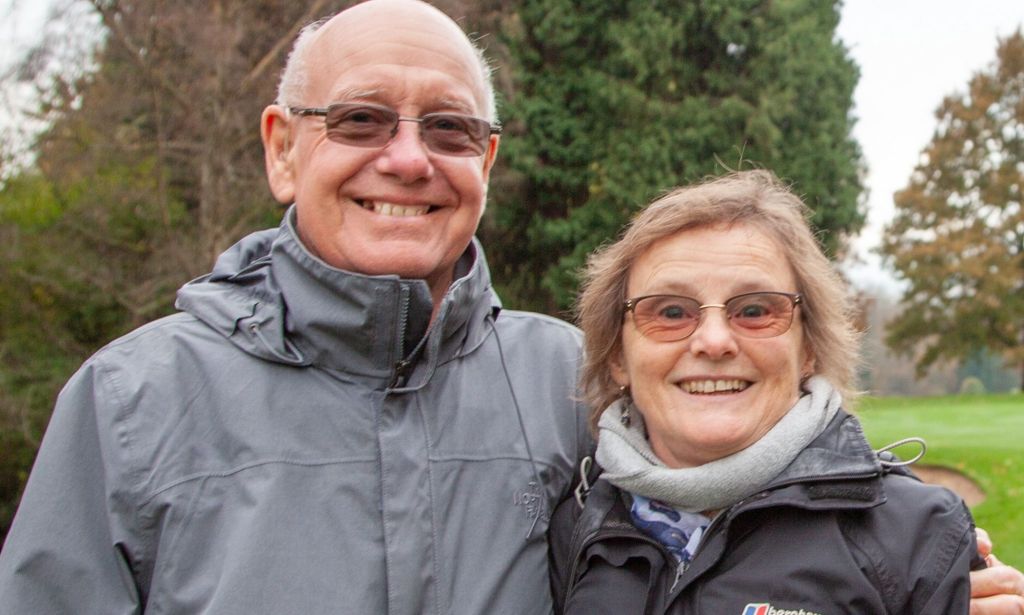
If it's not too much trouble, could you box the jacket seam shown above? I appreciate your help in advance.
[417,392,444,615]
[916,505,975,608]
[140,457,378,504]
[94,357,154,575]
[427,454,565,467]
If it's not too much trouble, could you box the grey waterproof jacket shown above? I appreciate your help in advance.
[0,207,591,614]
[549,411,981,615]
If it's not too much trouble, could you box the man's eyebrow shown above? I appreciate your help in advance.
[325,88,479,116]
[330,87,385,102]
[433,97,478,115]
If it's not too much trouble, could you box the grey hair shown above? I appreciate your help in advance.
[274,14,498,122]
[275,18,331,109]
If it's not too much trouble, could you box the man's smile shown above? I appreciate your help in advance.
[355,199,434,216]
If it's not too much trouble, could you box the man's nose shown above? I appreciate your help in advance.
[375,121,434,182]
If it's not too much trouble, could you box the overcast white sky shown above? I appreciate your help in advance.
[3,1,1024,293]
[0,1,50,75]
[837,1,1024,291]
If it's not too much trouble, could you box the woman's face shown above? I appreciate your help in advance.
[611,223,814,468]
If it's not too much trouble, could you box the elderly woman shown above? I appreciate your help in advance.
[549,170,995,614]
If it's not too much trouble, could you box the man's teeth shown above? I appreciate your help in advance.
[363,201,430,217]
[682,379,750,394]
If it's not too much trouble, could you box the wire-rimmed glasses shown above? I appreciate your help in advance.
[623,291,803,342]
[288,102,501,157]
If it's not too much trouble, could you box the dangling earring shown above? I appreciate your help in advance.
[618,385,631,426]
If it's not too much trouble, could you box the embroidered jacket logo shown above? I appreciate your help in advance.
[512,481,548,537]
[742,603,823,615]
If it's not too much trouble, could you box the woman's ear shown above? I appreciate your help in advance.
[801,347,816,380]
[261,105,296,204]
[610,351,630,388]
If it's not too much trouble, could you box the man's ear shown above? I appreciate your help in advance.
[261,105,296,204]
[480,134,500,181]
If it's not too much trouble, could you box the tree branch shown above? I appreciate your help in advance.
[240,0,332,93]
[88,0,193,112]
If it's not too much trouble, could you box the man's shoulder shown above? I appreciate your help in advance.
[494,308,582,344]
[81,311,236,381]
[97,311,221,354]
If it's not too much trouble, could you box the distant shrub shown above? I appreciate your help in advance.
[959,376,987,395]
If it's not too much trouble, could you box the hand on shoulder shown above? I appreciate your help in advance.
[970,552,1024,615]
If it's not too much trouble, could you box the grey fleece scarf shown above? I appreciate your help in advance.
[595,375,842,513]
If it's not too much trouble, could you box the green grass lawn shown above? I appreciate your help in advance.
[857,393,1024,569]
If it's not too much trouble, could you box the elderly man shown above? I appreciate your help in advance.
[1,1,1022,614]
[0,2,587,613]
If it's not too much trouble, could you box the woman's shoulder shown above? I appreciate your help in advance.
[875,470,975,536]
[844,471,978,610]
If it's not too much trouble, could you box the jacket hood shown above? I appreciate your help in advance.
[175,206,501,386]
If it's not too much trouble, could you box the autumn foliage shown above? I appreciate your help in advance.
[882,30,1024,390]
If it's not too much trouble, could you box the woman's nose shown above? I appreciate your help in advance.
[686,307,739,359]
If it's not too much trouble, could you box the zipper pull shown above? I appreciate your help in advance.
[390,359,412,388]
[670,560,687,592]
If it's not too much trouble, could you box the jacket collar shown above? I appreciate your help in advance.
[582,411,886,527]
[765,410,882,488]
[176,206,501,385]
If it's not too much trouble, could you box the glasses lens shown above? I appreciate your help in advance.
[632,295,702,341]
[324,104,396,147]
[725,292,795,337]
[320,104,490,157]
[421,113,489,156]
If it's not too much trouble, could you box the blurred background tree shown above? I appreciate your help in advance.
[482,0,864,313]
[881,30,1024,390]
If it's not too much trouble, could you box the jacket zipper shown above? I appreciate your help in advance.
[389,286,411,389]
[668,511,724,592]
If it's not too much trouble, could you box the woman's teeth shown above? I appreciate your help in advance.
[682,379,750,394]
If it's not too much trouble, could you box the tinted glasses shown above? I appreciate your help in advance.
[289,102,501,157]
[623,291,803,342]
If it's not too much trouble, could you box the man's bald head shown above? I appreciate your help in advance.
[276,0,496,121]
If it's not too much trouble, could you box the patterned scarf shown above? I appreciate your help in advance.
[630,494,709,564]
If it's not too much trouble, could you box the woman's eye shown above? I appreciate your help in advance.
[737,304,769,318]
[660,305,686,320]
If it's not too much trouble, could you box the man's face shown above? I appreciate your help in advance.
[263,1,499,302]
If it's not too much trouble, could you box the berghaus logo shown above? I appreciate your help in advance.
[742,604,823,615]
